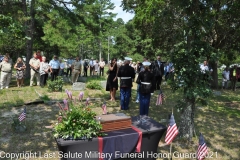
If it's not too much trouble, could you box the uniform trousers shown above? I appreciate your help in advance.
[30,69,40,86]
[120,87,131,110]
[72,70,80,83]
[139,93,151,116]
[0,71,11,89]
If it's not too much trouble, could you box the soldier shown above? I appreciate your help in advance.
[136,62,155,116]
[117,57,135,110]
[0,56,13,89]
[71,56,82,83]
[29,52,40,86]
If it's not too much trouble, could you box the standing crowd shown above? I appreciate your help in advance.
[0,51,106,89]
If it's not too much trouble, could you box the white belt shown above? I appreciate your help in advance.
[120,77,131,79]
[141,82,151,85]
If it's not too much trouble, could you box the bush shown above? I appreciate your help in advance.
[86,81,102,90]
[47,76,64,92]
[53,103,104,140]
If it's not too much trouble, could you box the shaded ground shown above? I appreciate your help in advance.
[0,78,240,160]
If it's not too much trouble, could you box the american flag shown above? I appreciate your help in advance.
[102,102,107,114]
[79,92,84,101]
[165,113,179,144]
[63,99,69,111]
[86,97,90,106]
[156,90,165,105]
[197,133,208,160]
[18,107,26,122]
[68,91,72,100]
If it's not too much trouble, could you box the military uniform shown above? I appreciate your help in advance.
[0,61,12,89]
[72,60,82,83]
[29,57,40,86]
[117,58,135,110]
[136,62,154,116]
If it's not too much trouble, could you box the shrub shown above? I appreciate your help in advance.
[53,102,104,140]
[86,81,102,90]
[47,76,64,92]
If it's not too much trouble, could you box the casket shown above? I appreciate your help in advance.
[97,113,132,132]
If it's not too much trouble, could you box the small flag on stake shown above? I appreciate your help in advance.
[86,97,90,106]
[197,133,208,160]
[102,102,107,114]
[156,89,165,105]
[79,92,84,101]
[18,107,26,122]
[63,99,69,111]
[165,113,179,145]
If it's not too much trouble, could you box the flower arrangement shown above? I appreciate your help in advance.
[53,90,104,140]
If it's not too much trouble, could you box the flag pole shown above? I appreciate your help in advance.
[169,108,173,160]
[169,143,172,160]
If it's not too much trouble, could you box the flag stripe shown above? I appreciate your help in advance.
[165,114,178,145]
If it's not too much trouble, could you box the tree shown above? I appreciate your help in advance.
[121,0,240,141]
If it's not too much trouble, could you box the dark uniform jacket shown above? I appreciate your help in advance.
[117,64,135,88]
[136,70,155,94]
[152,60,164,77]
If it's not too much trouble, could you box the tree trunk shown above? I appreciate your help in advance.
[179,100,195,141]
[22,0,35,78]
[209,61,218,89]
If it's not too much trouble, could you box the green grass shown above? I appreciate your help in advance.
[0,76,240,160]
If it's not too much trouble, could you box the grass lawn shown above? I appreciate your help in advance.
[0,74,239,160]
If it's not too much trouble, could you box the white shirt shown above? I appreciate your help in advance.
[200,64,209,73]
[49,59,60,69]
[89,60,94,67]
[60,62,65,69]
[99,61,105,68]
[222,70,230,80]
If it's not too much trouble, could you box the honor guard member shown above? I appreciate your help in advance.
[136,62,154,116]
[71,56,82,83]
[117,57,135,110]
[0,56,13,89]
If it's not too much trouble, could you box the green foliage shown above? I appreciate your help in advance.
[40,95,50,101]
[47,77,64,92]
[53,103,104,140]
[11,117,26,133]
[86,81,102,90]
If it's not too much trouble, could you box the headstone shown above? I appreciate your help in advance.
[63,76,70,83]
[72,82,86,91]
[77,76,87,83]
[100,81,107,89]
[213,91,221,96]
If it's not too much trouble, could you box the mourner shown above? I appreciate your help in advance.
[71,56,82,83]
[89,58,95,76]
[29,52,40,86]
[14,57,26,87]
[117,57,135,110]
[36,50,42,62]
[83,60,89,77]
[66,56,73,77]
[39,56,50,87]
[222,67,230,89]
[0,56,13,89]
[136,62,154,116]
[59,59,65,76]
[106,58,118,101]
[49,55,60,81]
[152,55,164,90]
[99,58,105,76]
